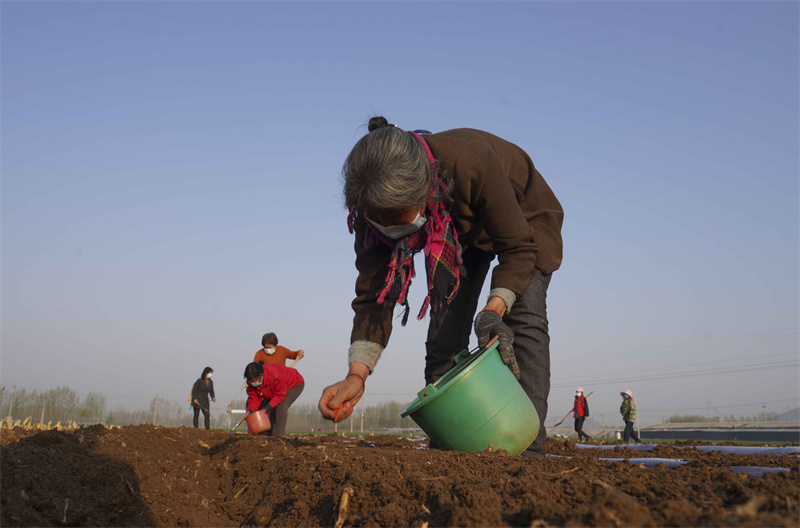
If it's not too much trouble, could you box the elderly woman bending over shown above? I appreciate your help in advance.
[318,117,563,456]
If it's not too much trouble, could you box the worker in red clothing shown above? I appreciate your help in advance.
[244,361,304,438]
[573,387,592,442]
[254,332,305,366]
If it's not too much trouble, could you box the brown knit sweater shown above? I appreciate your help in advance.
[350,128,564,348]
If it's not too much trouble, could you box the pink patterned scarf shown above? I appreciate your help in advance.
[347,132,463,325]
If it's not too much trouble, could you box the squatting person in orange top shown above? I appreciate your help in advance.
[317,116,564,457]
[254,332,305,366]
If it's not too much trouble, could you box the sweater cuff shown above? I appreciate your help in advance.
[488,287,517,313]
[348,340,384,373]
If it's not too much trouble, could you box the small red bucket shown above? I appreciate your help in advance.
[245,409,271,433]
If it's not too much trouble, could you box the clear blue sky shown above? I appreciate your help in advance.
[2,1,798,426]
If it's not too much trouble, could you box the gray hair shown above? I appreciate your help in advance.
[343,118,442,215]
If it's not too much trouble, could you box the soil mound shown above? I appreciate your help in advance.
[2,425,798,527]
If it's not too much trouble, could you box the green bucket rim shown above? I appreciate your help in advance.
[401,339,500,417]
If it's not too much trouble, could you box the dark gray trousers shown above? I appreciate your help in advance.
[265,381,304,438]
[192,406,210,430]
[623,420,641,443]
[574,417,590,441]
[425,246,552,455]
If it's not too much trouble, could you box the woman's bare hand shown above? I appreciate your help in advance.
[318,374,365,422]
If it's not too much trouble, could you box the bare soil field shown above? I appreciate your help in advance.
[1,424,798,527]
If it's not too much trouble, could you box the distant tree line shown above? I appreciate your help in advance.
[0,385,214,427]
[0,385,417,432]
[1,385,108,425]
[665,413,781,423]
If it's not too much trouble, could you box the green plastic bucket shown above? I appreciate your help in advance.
[401,337,539,456]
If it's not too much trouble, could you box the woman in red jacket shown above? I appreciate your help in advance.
[244,362,304,438]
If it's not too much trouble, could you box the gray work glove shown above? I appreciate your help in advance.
[474,310,519,380]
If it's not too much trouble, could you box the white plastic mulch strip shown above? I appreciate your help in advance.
[575,442,800,456]
[599,457,687,468]
[727,466,792,476]
[600,457,791,477]
[549,453,792,477]
[691,445,800,455]
[577,443,657,451]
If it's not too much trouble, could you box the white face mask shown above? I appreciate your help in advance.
[576,392,581,397]
[207,373,213,379]
[367,212,427,240]
[251,380,262,387]
[263,346,275,355]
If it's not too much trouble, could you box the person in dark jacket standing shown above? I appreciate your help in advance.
[318,116,564,457]
[573,387,592,442]
[244,362,304,438]
[189,367,216,430]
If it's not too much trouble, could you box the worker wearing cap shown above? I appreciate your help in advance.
[620,389,642,443]
[573,387,592,442]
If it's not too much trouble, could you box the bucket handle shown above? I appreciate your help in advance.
[455,335,498,365]
[453,346,478,366]
[415,336,499,400]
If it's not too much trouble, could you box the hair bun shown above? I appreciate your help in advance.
[368,116,391,132]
